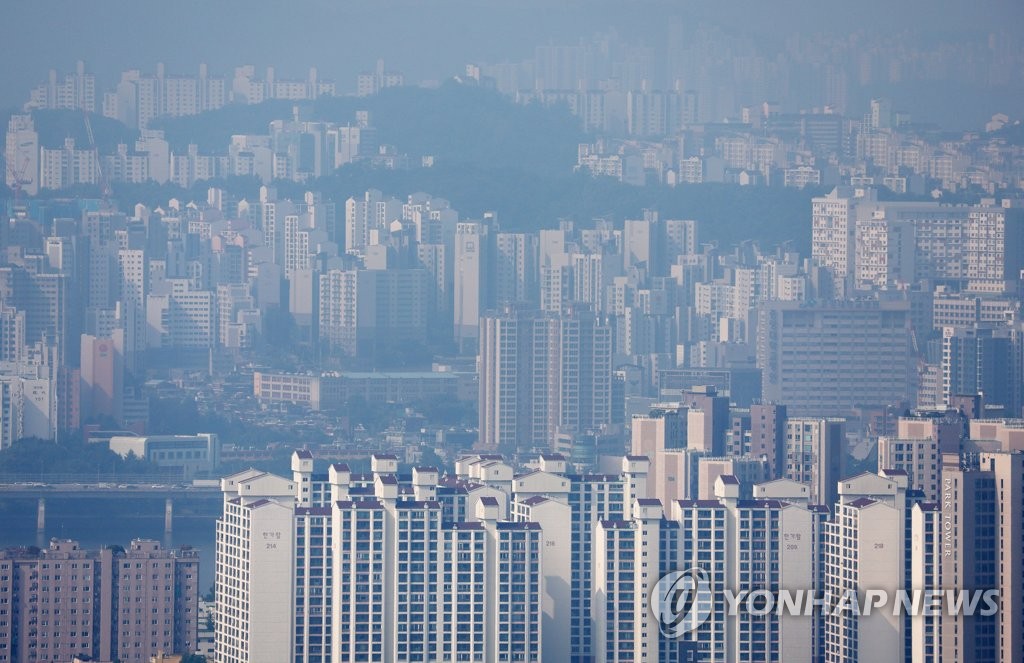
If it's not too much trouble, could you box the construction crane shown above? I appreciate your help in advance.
[4,153,33,218]
[82,110,113,209]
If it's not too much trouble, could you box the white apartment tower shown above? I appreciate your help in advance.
[454,221,492,352]
[813,188,1024,296]
[593,501,679,662]
[589,473,827,663]
[478,309,529,451]
[716,476,823,663]
[215,470,298,663]
[317,269,357,356]
[571,252,605,312]
[671,496,730,660]
[909,502,943,662]
[117,248,147,375]
[510,490,572,661]
[217,452,544,663]
[811,186,868,298]
[824,472,909,663]
[510,456,641,662]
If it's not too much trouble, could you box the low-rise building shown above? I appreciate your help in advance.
[108,433,220,478]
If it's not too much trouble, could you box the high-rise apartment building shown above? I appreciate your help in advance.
[677,385,731,456]
[25,61,96,114]
[317,269,357,356]
[38,139,98,190]
[0,538,198,663]
[813,187,1024,296]
[824,472,910,663]
[719,477,826,663]
[117,248,147,376]
[511,455,641,663]
[344,189,399,254]
[591,473,827,663]
[0,266,69,366]
[215,470,297,663]
[478,309,530,451]
[623,210,663,275]
[965,206,1024,288]
[454,221,494,353]
[570,252,605,312]
[757,299,914,416]
[812,186,864,298]
[750,403,788,477]
[853,211,916,290]
[509,484,572,661]
[940,324,1024,416]
[478,306,612,451]
[212,447,1024,663]
[216,452,544,663]
[785,417,846,509]
[936,451,1023,662]
[0,307,25,363]
[878,436,942,502]
[317,267,429,358]
[594,499,682,661]
[631,404,688,504]
[145,279,215,351]
[105,64,226,130]
[877,409,966,500]
[909,500,944,662]
[79,331,123,425]
[494,232,539,307]
[355,60,404,97]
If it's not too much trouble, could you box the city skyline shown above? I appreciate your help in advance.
[1,2,1023,662]
[3,0,1024,129]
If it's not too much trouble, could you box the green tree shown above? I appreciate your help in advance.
[0,437,162,477]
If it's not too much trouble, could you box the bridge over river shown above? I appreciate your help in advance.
[0,479,222,533]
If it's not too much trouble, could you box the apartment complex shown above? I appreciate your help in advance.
[213,447,1024,663]
[812,187,1024,296]
[0,539,199,663]
[215,453,543,663]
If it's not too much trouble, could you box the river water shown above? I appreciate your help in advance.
[0,497,217,595]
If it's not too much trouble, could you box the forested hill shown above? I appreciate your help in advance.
[0,108,136,151]
[150,82,585,177]
[149,82,818,251]
[6,84,882,253]
[291,165,820,255]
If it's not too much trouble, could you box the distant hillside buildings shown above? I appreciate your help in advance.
[9,53,1023,196]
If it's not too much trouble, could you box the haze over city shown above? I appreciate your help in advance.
[3,0,1024,126]
[1,2,1023,662]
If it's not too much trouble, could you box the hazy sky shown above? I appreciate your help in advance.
[3,0,1022,124]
